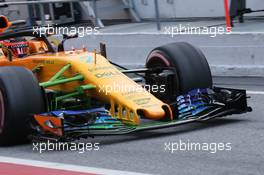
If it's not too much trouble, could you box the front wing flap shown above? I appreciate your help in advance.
[30,87,252,142]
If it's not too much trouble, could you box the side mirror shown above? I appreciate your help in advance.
[0,16,11,33]
[58,33,78,52]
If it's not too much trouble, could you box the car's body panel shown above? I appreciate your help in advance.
[0,49,172,124]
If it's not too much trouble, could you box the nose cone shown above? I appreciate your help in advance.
[138,104,173,121]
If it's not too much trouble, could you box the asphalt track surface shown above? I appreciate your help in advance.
[0,77,263,175]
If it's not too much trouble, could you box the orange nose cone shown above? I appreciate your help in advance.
[140,104,173,121]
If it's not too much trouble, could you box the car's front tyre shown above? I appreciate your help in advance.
[0,67,45,146]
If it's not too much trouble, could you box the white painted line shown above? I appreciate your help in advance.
[231,31,264,35]
[0,156,150,175]
[53,31,264,36]
[200,46,264,48]
[76,32,264,36]
[94,32,231,35]
[247,91,264,95]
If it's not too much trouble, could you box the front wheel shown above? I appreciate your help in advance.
[0,67,45,146]
[146,42,213,101]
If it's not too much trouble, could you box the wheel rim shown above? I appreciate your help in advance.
[0,90,5,134]
[146,50,180,101]
[146,51,171,67]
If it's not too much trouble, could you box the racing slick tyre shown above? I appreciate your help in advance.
[0,67,45,146]
[146,42,212,100]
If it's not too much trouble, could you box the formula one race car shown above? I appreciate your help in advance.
[0,16,252,145]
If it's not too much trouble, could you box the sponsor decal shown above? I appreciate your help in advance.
[80,55,93,63]
[95,71,121,78]
[88,66,113,72]
[32,60,55,64]
[133,98,151,105]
